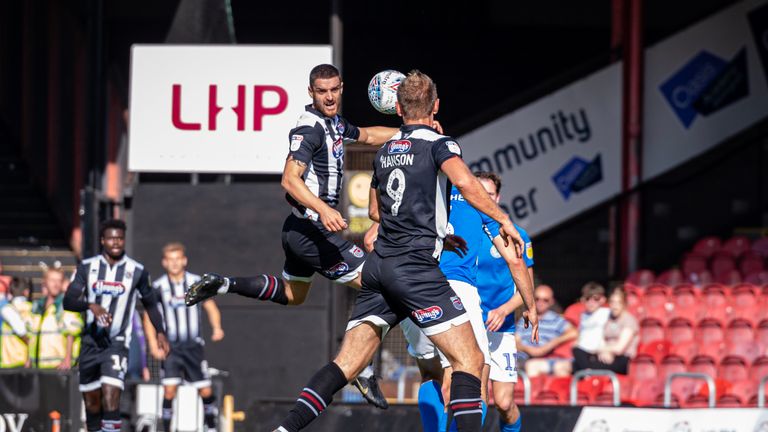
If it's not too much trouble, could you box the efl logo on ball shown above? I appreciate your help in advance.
[367,70,405,115]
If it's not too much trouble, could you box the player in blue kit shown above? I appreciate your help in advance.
[475,172,535,432]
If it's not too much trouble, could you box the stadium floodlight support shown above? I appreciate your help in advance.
[569,369,620,407]
[664,372,715,408]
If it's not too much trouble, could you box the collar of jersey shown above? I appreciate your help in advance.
[305,104,337,122]
[400,124,437,133]
[99,254,128,269]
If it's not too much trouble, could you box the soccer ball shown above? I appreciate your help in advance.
[367,70,405,115]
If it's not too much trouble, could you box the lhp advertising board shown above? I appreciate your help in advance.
[128,45,332,173]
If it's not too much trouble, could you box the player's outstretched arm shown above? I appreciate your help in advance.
[441,157,524,254]
[492,235,538,342]
[357,127,399,146]
[282,157,348,232]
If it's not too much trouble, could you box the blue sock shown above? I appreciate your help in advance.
[500,415,522,432]
[418,381,444,432]
[448,401,486,431]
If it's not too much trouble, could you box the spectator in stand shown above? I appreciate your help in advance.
[30,268,83,369]
[573,285,638,374]
[571,282,610,373]
[0,259,11,294]
[0,277,33,368]
[515,284,577,377]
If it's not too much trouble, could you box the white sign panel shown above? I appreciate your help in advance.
[644,0,768,180]
[128,45,333,173]
[574,407,768,432]
[460,64,622,235]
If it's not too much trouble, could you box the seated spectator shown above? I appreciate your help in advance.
[30,268,83,369]
[573,285,639,374]
[516,284,577,377]
[1,277,33,368]
[571,282,611,372]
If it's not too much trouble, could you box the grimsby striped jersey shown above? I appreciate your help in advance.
[286,105,360,220]
[153,273,203,346]
[371,124,462,258]
[69,255,153,349]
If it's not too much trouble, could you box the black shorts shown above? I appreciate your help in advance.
[78,337,129,391]
[348,250,468,337]
[162,343,210,388]
[281,213,366,283]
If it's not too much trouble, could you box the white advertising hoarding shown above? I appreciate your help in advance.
[574,407,768,432]
[643,0,768,180]
[460,64,622,235]
[128,45,333,173]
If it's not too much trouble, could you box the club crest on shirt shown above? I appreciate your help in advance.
[332,138,344,159]
[412,306,443,323]
[450,296,464,311]
[169,295,186,308]
[445,141,461,155]
[327,262,349,278]
[525,242,534,260]
[490,245,502,259]
[349,245,365,259]
[92,281,126,296]
[290,135,304,152]
[336,121,345,135]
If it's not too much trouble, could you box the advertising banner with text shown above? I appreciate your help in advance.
[128,45,332,173]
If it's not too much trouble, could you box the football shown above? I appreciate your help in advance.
[367,70,405,114]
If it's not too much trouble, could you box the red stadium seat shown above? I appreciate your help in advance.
[726,318,755,345]
[686,269,713,287]
[739,251,765,275]
[625,285,643,316]
[684,394,711,408]
[638,340,671,365]
[667,318,695,345]
[756,320,768,348]
[682,253,708,275]
[533,390,561,405]
[660,355,691,399]
[657,269,684,286]
[641,287,670,323]
[593,392,616,406]
[544,376,572,403]
[717,394,743,407]
[626,269,655,287]
[700,285,731,323]
[751,237,768,258]
[670,284,699,322]
[719,356,750,382]
[653,392,681,407]
[725,341,761,364]
[696,318,725,344]
[751,356,768,381]
[629,354,658,382]
[711,252,737,277]
[689,355,717,379]
[692,236,722,258]
[577,376,611,403]
[729,380,758,405]
[639,318,666,344]
[629,380,664,407]
[721,235,751,259]
[744,270,768,285]
[714,269,742,285]
[669,340,697,363]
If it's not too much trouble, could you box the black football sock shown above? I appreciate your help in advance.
[162,397,173,432]
[101,409,122,431]
[447,371,483,432]
[202,394,218,428]
[229,275,288,305]
[278,362,348,432]
[85,410,101,432]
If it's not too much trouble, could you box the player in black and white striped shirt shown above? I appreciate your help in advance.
[185,64,398,408]
[147,242,223,432]
[64,219,169,432]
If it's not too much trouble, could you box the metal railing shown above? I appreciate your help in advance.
[517,370,531,405]
[664,372,715,408]
[759,375,768,408]
[569,369,620,406]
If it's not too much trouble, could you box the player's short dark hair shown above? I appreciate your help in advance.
[309,64,340,87]
[474,171,502,194]
[99,219,127,238]
[9,277,32,297]
[397,70,437,120]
